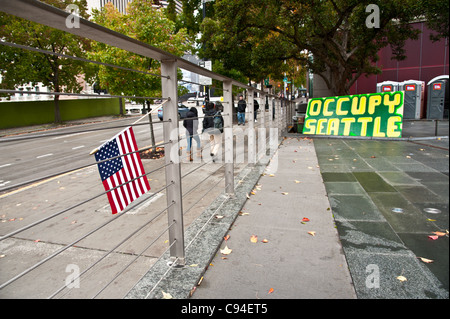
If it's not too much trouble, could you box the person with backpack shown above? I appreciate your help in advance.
[183,107,201,161]
[237,95,246,125]
[202,102,224,161]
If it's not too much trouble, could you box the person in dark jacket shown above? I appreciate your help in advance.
[237,95,246,125]
[254,98,259,122]
[183,107,201,161]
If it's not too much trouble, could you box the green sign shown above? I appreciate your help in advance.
[302,91,404,138]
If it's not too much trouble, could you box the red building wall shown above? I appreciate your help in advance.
[350,22,449,95]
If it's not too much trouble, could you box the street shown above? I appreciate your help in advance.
[0,113,164,192]
[0,108,267,298]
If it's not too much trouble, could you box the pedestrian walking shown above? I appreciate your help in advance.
[202,102,224,162]
[254,98,259,122]
[183,107,201,161]
[237,95,246,125]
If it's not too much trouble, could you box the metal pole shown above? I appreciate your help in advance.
[161,59,185,266]
[223,80,234,195]
[247,88,256,164]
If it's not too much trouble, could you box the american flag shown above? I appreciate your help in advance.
[94,127,150,214]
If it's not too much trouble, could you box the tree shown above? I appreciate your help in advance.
[89,0,193,99]
[200,0,445,96]
[89,0,194,153]
[0,0,93,123]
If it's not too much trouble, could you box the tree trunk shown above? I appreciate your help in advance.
[53,94,62,124]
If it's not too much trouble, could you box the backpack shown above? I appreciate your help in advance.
[213,111,223,132]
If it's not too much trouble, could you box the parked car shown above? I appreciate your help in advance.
[158,102,190,121]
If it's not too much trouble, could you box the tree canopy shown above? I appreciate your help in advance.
[89,0,194,100]
[0,0,93,123]
[199,0,449,96]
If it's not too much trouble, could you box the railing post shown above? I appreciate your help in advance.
[247,88,256,164]
[161,59,185,266]
[258,90,266,162]
[223,80,234,195]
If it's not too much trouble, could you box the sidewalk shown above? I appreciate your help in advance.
[191,137,357,299]
[191,135,449,299]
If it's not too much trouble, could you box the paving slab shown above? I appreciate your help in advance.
[190,137,356,299]
[315,138,449,298]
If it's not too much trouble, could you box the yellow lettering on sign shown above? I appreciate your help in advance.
[341,118,355,135]
[323,99,334,116]
[368,95,382,115]
[351,96,366,115]
[387,116,402,137]
[316,118,327,135]
[303,119,316,134]
[309,100,322,116]
[327,118,340,135]
[373,117,386,137]
[383,92,402,114]
[358,117,373,136]
[336,97,349,116]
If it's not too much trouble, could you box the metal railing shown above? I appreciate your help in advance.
[0,0,294,298]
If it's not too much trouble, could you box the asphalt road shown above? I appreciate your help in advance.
[0,108,270,298]
[0,113,166,193]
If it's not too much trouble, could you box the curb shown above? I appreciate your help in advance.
[125,163,267,299]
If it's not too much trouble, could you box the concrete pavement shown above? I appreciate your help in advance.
[189,135,448,299]
[1,115,448,299]
[191,137,356,299]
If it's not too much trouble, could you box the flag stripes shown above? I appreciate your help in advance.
[95,127,151,214]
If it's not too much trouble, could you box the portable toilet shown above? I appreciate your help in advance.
[376,81,400,93]
[426,75,449,119]
[399,80,425,119]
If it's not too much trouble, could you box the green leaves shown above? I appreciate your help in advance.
[89,0,194,99]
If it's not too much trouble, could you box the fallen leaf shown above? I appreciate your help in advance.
[269,174,275,177]
[268,288,274,294]
[250,235,258,243]
[294,180,301,183]
[428,235,439,240]
[189,264,198,267]
[239,212,249,216]
[262,239,269,243]
[251,191,256,195]
[308,231,316,236]
[246,193,251,199]
[427,219,436,221]
[215,215,224,219]
[224,234,230,241]
[397,275,407,282]
[302,217,310,222]
[433,231,446,237]
[34,239,41,243]
[281,192,289,195]
[220,246,232,255]
[417,257,434,263]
